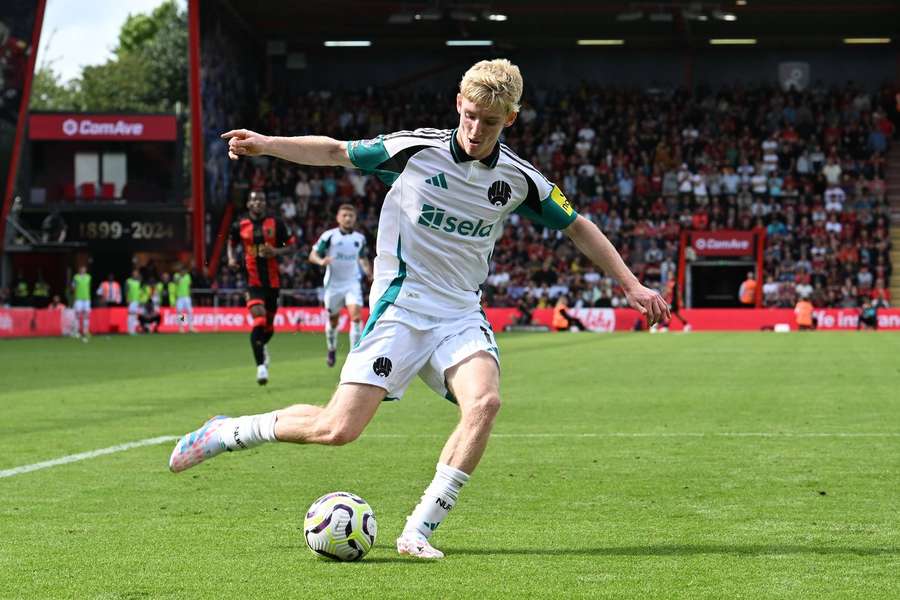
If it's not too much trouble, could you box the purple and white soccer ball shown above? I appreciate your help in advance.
[303,491,377,561]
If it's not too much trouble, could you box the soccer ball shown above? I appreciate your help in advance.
[303,491,377,561]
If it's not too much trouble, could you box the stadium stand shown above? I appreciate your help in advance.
[202,45,895,311]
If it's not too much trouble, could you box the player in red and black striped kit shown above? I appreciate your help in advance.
[227,190,295,384]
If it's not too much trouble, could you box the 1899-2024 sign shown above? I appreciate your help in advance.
[68,211,188,250]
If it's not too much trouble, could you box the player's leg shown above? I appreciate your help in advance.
[324,291,343,367]
[398,352,500,559]
[347,303,362,349]
[168,383,386,473]
[438,352,500,472]
[170,305,428,473]
[185,297,196,332]
[127,302,138,335]
[399,316,501,559]
[177,297,186,333]
[77,301,91,339]
[347,285,364,348]
[73,306,82,337]
[247,296,268,384]
[261,290,278,366]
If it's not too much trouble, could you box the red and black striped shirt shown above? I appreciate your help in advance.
[229,215,295,288]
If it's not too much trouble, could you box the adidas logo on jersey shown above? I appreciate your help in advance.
[417,203,494,238]
[425,173,448,189]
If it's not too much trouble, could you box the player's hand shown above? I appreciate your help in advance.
[321,256,334,266]
[221,129,269,160]
[227,257,238,269]
[257,244,276,258]
[625,284,671,327]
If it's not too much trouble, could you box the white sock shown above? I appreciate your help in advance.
[325,321,338,351]
[81,316,90,335]
[403,463,470,540]
[127,313,136,334]
[349,319,362,348]
[219,411,279,451]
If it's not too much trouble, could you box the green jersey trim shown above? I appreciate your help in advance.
[347,136,399,186]
[357,236,406,346]
[514,183,578,230]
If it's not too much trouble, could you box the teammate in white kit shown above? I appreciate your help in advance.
[170,59,669,559]
[309,204,372,367]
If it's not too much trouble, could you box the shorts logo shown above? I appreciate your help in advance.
[372,356,392,377]
[488,180,512,207]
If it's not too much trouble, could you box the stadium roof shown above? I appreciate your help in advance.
[222,0,899,49]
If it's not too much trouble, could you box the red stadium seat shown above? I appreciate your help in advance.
[80,182,96,200]
[62,183,76,202]
[101,183,116,200]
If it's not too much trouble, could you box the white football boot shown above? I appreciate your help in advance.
[396,532,444,559]
[168,415,229,473]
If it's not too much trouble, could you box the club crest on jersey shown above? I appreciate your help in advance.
[487,180,512,207]
[264,225,275,237]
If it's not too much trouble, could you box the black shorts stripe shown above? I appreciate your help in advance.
[254,256,271,287]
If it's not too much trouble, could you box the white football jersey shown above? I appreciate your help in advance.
[314,227,367,288]
[348,128,577,319]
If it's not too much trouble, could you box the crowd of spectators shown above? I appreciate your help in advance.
[206,79,897,310]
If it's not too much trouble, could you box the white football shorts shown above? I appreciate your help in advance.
[176,297,193,312]
[340,303,499,401]
[73,299,91,313]
[324,283,364,315]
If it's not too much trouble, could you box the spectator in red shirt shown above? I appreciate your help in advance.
[691,209,709,230]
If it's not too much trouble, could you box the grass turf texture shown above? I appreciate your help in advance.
[1,331,899,599]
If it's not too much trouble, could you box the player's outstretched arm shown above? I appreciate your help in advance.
[309,248,332,267]
[220,129,354,168]
[564,215,670,325]
[359,257,372,279]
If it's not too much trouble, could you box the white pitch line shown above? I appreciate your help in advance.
[3,431,898,479]
[492,432,900,438]
[365,432,900,439]
[0,435,178,479]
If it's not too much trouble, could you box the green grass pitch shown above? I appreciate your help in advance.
[1,331,899,599]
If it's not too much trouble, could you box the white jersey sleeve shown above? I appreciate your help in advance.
[347,129,450,186]
[313,229,333,257]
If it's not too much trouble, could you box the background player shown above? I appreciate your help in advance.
[227,190,295,384]
[655,277,691,332]
[173,59,668,560]
[309,204,372,366]
[173,264,196,333]
[71,265,92,341]
[125,269,142,335]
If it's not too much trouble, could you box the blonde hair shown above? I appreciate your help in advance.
[459,59,523,115]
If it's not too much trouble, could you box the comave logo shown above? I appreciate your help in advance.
[417,203,494,238]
